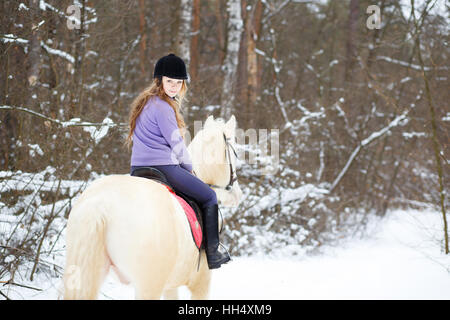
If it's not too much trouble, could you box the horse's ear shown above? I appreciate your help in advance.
[225,115,237,133]
[204,115,215,128]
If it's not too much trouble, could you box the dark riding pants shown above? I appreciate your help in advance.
[130,164,217,208]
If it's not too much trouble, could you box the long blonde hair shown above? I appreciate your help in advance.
[125,77,188,149]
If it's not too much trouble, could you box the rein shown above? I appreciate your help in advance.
[207,133,238,191]
[193,132,236,271]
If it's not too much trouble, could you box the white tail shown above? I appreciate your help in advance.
[63,199,109,299]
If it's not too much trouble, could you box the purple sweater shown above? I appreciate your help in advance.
[130,96,193,172]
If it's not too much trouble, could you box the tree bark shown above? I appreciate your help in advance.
[26,0,42,99]
[69,0,86,118]
[215,0,226,66]
[189,0,201,82]
[24,0,42,159]
[236,0,248,120]
[139,0,147,78]
[415,22,448,255]
[344,0,359,85]
[220,0,244,120]
[150,2,160,62]
[177,0,192,66]
[246,0,262,128]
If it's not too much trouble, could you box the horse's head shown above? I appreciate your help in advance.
[188,114,243,207]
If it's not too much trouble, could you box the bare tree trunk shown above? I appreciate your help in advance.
[189,0,201,82]
[27,0,42,90]
[150,2,160,62]
[405,0,448,254]
[139,0,147,79]
[25,0,42,155]
[215,0,226,65]
[415,26,448,255]
[69,0,86,118]
[380,150,403,216]
[177,0,193,66]
[247,0,262,128]
[220,0,243,120]
[1,52,15,170]
[344,0,359,85]
[342,0,360,134]
[236,0,248,121]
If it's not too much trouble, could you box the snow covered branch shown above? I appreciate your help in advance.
[329,111,409,193]
[0,105,126,129]
[1,35,76,65]
[0,34,29,44]
[255,39,290,126]
[41,42,75,64]
[376,56,449,72]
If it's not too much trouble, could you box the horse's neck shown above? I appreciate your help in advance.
[189,130,226,185]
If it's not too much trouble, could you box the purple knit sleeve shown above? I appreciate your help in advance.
[154,101,193,172]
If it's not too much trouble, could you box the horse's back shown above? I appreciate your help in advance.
[71,175,179,273]
[75,174,169,204]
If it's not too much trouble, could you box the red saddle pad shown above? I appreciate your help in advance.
[164,186,202,249]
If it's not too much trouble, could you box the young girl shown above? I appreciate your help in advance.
[126,53,230,270]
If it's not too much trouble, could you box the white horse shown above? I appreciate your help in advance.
[63,115,242,299]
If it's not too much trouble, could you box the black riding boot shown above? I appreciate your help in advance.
[202,204,231,269]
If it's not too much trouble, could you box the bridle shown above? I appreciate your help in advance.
[193,132,238,241]
[208,133,238,191]
[194,133,238,191]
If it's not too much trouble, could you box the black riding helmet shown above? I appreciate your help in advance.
[153,53,188,80]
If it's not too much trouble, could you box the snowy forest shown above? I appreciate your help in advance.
[0,0,449,299]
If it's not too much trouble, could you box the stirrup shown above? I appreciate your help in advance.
[219,242,232,260]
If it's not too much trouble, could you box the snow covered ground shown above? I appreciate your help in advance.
[4,208,450,300]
